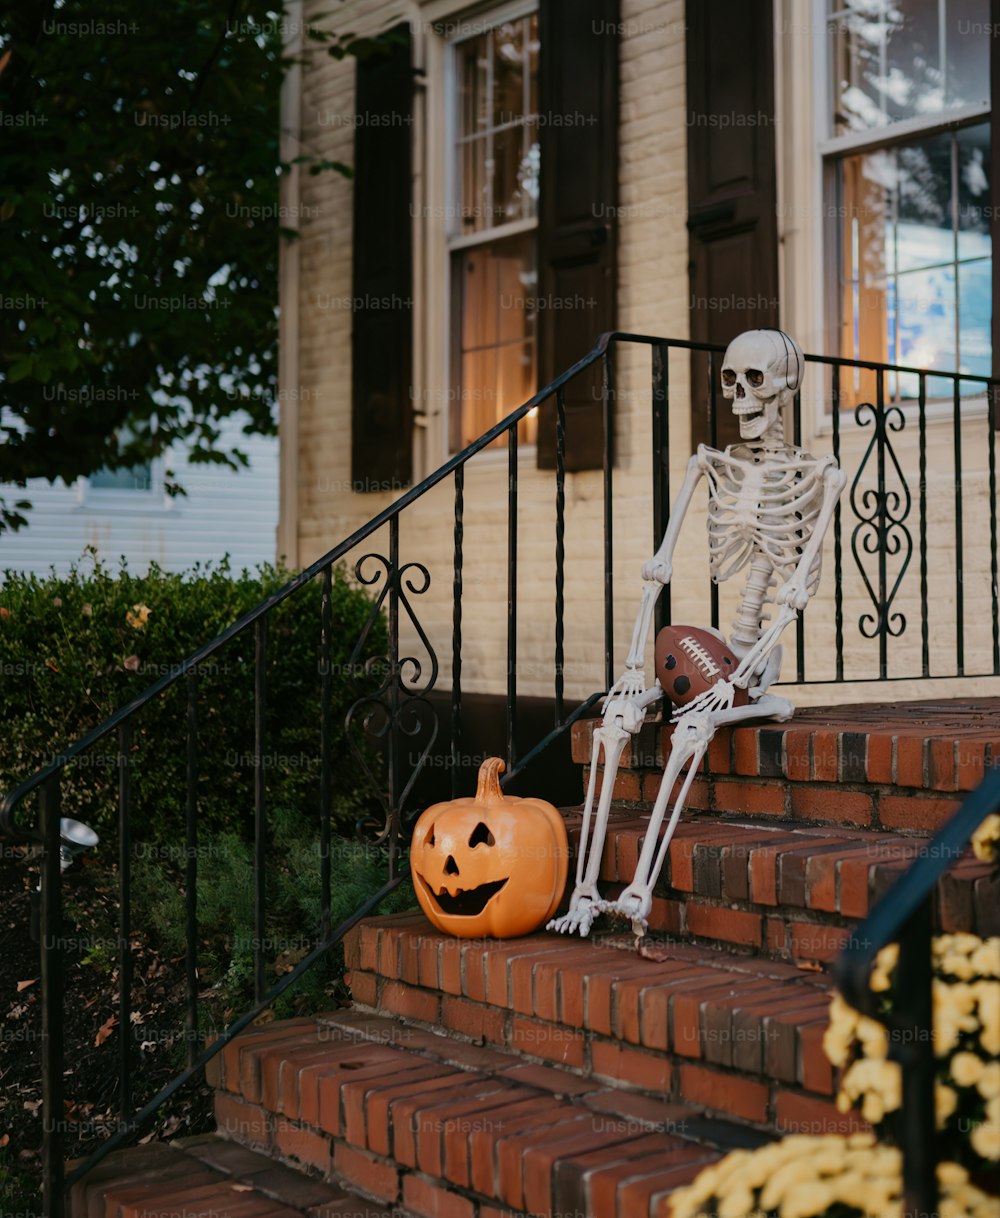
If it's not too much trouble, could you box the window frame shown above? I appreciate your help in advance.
[817,0,993,418]
[75,455,171,514]
[443,0,540,459]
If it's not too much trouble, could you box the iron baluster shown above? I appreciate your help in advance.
[651,341,670,634]
[452,466,464,795]
[253,617,267,1003]
[602,347,614,689]
[708,350,719,633]
[953,379,964,676]
[40,776,65,1218]
[508,427,518,769]
[832,365,844,682]
[918,375,929,677]
[795,382,806,683]
[320,566,332,937]
[185,671,199,1069]
[117,721,132,1121]
[554,390,566,726]
[388,516,400,876]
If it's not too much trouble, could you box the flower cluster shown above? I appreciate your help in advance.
[824,935,999,1170]
[971,813,1000,863]
[668,1134,996,1218]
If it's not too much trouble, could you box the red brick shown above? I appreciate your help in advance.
[766,917,787,955]
[788,921,850,964]
[712,779,785,817]
[273,1122,332,1174]
[333,1142,399,1204]
[531,946,598,1022]
[417,933,442,989]
[800,1019,834,1095]
[318,1052,430,1138]
[586,962,677,1036]
[522,1122,637,1217]
[391,1081,485,1167]
[414,1087,518,1179]
[358,922,380,971]
[667,834,699,891]
[927,737,957,791]
[749,839,799,905]
[439,939,463,995]
[880,795,961,831]
[685,904,762,948]
[366,1070,471,1158]
[342,1063,447,1149]
[733,728,759,776]
[647,897,684,935]
[811,731,839,782]
[615,965,700,1045]
[571,718,595,764]
[298,1042,407,1130]
[222,1019,319,1098]
[894,734,926,789]
[707,730,731,774]
[441,995,506,1045]
[444,1095,555,1189]
[956,741,988,791]
[213,1092,271,1150]
[260,1040,350,1115]
[678,1063,768,1124]
[639,968,718,1053]
[343,926,361,970]
[510,1016,585,1068]
[774,1090,867,1137]
[380,980,439,1024]
[783,729,812,782]
[806,850,840,912]
[402,1175,475,1218]
[866,733,893,784]
[491,1106,591,1209]
[468,1099,573,1196]
[347,970,378,1007]
[509,946,573,1015]
[590,1041,672,1092]
[790,787,873,827]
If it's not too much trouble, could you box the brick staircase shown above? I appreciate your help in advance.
[70,701,999,1218]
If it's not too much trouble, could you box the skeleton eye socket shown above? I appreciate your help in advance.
[746,369,764,387]
[721,369,736,386]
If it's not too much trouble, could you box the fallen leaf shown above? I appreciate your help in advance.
[16,979,37,992]
[0,1133,9,1147]
[796,960,823,972]
[230,1183,253,1193]
[94,1016,117,1047]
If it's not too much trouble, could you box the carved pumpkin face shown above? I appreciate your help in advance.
[410,757,569,938]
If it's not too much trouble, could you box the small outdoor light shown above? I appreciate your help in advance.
[27,817,100,942]
[58,816,99,871]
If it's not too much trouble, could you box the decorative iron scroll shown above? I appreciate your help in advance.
[849,402,913,644]
[344,551,439,848]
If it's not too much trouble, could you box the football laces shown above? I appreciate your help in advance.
[678,636,722,681]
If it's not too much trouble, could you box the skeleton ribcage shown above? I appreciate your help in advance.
[704,454,826,585]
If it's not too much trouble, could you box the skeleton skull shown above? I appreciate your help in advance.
[721,330,804,442]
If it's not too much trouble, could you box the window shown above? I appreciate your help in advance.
[88,462,154,492]
[825,0,991,402]
[448,9,540,451]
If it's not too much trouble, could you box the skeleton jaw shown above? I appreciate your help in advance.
[733,395,778,441]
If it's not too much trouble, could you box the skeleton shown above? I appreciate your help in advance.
[549,330,847,938]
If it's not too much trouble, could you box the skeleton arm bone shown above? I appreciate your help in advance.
[641,451,706,583]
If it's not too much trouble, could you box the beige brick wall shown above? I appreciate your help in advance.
[285,0,1000,712]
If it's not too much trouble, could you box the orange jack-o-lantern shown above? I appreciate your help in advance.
[410,757,569,938]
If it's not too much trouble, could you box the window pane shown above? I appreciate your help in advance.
[90,463,153,491]
[837,124,991,402]
[828,0,989,135]
[453,232,537,450]
[493,21,525,128]
[457,36,488,140]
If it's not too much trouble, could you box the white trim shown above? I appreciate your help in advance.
[75,455,171,515]
[276,0,303,567]
[447,214,538,252]
[818,101,991,158]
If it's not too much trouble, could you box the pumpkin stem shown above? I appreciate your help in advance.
[475,756,506,804]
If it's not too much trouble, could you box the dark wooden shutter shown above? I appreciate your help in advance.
[351,25,414,490]
[686,0,779,449]
[536,0,619,470]
[992,0,1000,428]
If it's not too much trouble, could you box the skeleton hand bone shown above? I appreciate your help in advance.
[776,576,810,611]
[671,680,737,721]
[602,668,647,728]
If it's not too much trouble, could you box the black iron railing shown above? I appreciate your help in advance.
[3,332,1000,1215]
[833,773,1000,1218]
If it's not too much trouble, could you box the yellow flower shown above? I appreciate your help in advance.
[970,1119,1000,1161]
[970,939,1000,978]
[975,981,1000,1055]
[951,1051,986,1088]
[936,1083,959,1125]
[976,1061,1000,1101]
[778,1181,836,1218]
[870,943,899,992]
[971,813,1000,863]
[126,603,151,630]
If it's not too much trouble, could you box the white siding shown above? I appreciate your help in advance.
[0,417,278,578]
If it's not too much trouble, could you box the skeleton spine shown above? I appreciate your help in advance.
[730,556,776,654]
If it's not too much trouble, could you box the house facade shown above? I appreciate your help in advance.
[278,0,1000,715]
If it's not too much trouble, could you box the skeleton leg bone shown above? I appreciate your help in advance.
[548,687,662,936]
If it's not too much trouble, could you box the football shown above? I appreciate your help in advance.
[654,625,749,709]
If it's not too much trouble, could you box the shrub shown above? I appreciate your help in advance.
[0,553,388,843]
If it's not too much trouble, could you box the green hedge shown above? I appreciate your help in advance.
[0,554,387,842]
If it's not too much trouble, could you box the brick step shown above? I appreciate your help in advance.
[567,811,998,958]
[345,915,864,1139]
[203,1009,775,1218]
[69,1132,392,1218]
[571,698,1000,832]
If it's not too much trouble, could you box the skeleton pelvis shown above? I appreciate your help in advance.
[654,625,750,708]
